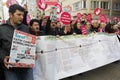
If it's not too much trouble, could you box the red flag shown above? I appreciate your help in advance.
[81,25,87,35]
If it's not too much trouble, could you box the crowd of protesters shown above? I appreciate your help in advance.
[27,13,120,37]
[0,3,120,80]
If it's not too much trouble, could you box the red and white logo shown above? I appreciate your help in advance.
[37,0,47,11]
[55,3,62,14]
[94,8,101,16]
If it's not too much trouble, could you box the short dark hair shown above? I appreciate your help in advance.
[30,19,40,26]
[9,4,25,14]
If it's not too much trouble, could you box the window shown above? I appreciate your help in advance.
[114,3,120,11]
[83,0,86,8]
[91,1,99,9]
[101,1,109,9]
[73,2,80,11]
[73,0,86,11]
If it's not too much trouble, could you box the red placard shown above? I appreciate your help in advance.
[94,8,101,16]
[41,0,58,5]
[55,3,62,14]
[26,15,31,25]
[107,18,110,23]
[99,14,107,23]
[118,18,120,22]
[86,13,92,23]
[60,12,71,25]
[77,12,81,19]
[113,16,117,21]
[37,0,47,11]
[6,0,19,8]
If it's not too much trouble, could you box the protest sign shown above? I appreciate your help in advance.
[94,8,101,16]
[9,30,36,68]
[55,3,62,14]
[60,12,71,25]
[37,0,48,11]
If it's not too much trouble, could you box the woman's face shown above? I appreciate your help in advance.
[77,22,81,29]
[86,22,91,29]
[100,23,106,29]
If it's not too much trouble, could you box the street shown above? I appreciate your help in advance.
[61,61,120,80]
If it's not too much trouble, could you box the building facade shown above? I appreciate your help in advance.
[59,0,120,19]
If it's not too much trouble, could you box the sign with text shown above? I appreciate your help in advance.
[9,30,36,68]
[60,12,71,25]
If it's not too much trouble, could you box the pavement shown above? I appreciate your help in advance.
[61,61,120,80]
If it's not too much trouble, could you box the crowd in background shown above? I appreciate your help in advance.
[27,12,120,37]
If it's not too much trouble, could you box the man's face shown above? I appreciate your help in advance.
[50,22,56,28]
[10,10,24,25]
[57,22,61,28]
[92,21,99,28]
[31,22,40,31]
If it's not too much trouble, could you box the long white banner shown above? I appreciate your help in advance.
[33,33,120,80]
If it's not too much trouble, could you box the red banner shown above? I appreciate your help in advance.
[41,0,58,5]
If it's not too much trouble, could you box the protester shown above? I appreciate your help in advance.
[85,22,91,34]
[22,4,28,25]
[46,17,57,35]
[0,63,4,80]
[105,23,116,33]
[0,4,34,80]
[98,22,106,32]
[29,19,45,36]
[63,24,73,35]
[73,21,82,34]
[81,13,87,25]
[55,21,64,36]
[90,20,100,32]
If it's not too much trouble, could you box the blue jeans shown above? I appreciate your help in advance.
[4,68,34,80]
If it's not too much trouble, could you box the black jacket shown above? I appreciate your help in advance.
[0,20,29,63]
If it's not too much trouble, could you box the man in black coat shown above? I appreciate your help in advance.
[0,4,34,80]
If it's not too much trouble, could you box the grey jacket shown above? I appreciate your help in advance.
[0,20,30,63]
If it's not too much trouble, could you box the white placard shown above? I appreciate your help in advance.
[9,30,36,68]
